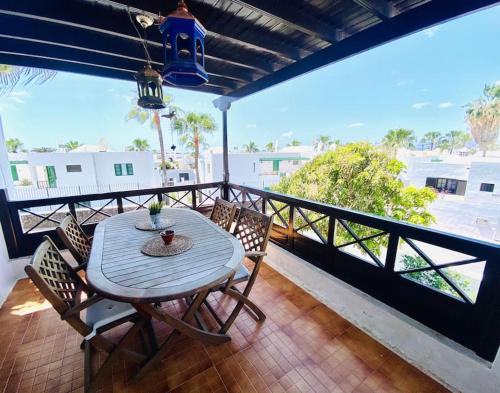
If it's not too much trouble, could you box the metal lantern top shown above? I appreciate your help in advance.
[159,1,208,87]
[135,64,165,110]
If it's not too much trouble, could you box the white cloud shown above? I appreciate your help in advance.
[246,123,257,129]
[438,102,453,108]
[2,90,30,105]
[420,88,429,93]
[412,102,429,109]
[10,96,26,104]
[495,80,500,86]
[277,106,289,112]
[282,131,294,138]
[10,90,29,98]
[348,122,364,128]
[422,26,440,38]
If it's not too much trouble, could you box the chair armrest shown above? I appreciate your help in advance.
[245,251,266,258]
[61,294,103,320]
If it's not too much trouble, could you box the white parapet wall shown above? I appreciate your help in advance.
[266,243,500,393]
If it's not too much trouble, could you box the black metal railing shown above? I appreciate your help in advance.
[226,183,500,363]
[0,181,499,362]
[0,182,224,260]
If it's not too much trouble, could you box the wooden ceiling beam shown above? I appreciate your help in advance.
[0,36,239,91]
[0,1,275,74]
[226,0,342,43]
[349,0,397,21]
[104,0,310,61]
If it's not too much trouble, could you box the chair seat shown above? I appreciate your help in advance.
[85,299,136,333]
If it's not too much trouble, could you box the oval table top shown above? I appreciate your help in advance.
[87,208,245,303]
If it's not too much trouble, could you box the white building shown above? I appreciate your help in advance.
[201,147,313,189]
[8,151,156,198]
[401,152,500,243]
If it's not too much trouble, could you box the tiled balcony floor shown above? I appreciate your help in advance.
[0,261,450,393]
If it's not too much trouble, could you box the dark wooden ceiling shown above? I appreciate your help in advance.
[0,0,498,105]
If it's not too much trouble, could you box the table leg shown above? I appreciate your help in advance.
[132,290,231,382]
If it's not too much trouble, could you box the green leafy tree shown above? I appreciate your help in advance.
[265,142,275,152]
[6,138,23,153]
[31,147,56,153]
[126,95,179,185]
[62,140,81,151]
[287,139,302,147]
[421,131,441,150]
[465,84,500,157]
[174,112,216,183]
[243,141,259,152]
[0,65,56,94]
[438,130,471,154]
[273,143,436,253]
[127,138,150,152]
[313,135,334,152]
[401,255,471,298]
[382,128,416,156]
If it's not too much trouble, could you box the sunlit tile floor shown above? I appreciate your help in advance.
[0,261,450,393]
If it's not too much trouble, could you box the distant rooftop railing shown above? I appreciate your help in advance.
[0,181,499,363]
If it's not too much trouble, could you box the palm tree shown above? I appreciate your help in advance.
[438,131,472,154]
[382,128,416,156]
[0,65,57,94]
[465,84,500,157]
[243,141,259,153]
[287,139,302,147]
[174,112,216,183]
[127,138,150,152]
[421,131,441,150]
[264,142,275,152]
[6,138,23,153]
[62,140,81,151]
[313,135,333,152]
[126,95,177,185]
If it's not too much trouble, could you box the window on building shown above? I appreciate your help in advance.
[292,160,299,165]
[126,163,134,175]
[425,177,467,195]
[272,160,279,172]
[114,163,123,176]
[66,165,82,173]
[114,163,134,176]
[179,172,189,182]
[253,162,256,173]
[10,165,19,181]
[480,183,495,192]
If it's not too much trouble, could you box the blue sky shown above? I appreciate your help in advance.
[0,5,499,153]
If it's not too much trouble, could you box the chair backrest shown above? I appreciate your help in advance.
[57,213,91,264]
[210,197,237,231]
[25,236,91,336]
[233,208,273,256]
[25,236,81,315]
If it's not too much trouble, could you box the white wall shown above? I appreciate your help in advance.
[25,152,98,187]
[0,115,25,305]
[406,161,469,188]
[92,151,155,187]
[465,162,500,203]
[265,244,500,393]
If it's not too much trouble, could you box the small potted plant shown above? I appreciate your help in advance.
[148,201,164,229]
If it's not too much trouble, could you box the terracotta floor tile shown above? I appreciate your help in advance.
[0,264,449,393]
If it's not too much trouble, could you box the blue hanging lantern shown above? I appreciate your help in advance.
[159,1,208,87]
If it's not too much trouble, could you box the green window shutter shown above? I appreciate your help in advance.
[272,160,279,172]
[114,164,122,176]
[10,165,19,181]
[126,163,134,175]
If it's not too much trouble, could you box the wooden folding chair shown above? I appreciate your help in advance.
[209,197,237,231]
[206,207,273,334]
[56,213,92,271]
[25,236,155,393]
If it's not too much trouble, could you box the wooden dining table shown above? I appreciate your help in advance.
[86,208,245,380]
